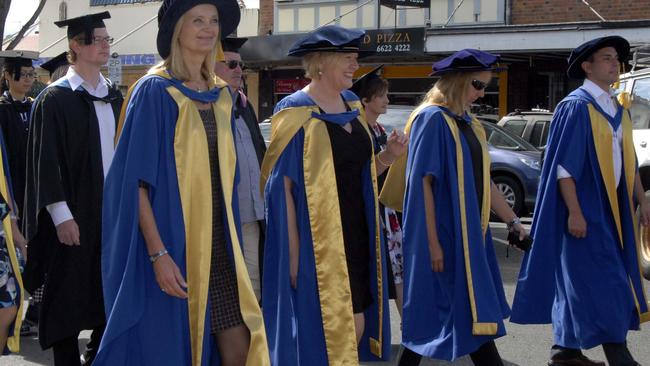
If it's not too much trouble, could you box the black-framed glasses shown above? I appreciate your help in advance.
[224,60,244,70]
[77,36,114,45]
[19,72,37,79]
[471,79,488,91]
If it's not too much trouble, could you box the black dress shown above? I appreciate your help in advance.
[199,109,245,334]
[325,118,374,313]
[453,117,484,208]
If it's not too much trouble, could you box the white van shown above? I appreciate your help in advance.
[618,45,650,280]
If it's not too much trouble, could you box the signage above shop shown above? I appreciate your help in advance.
[360,27,425,56]
[380,0,430,8]
[274,78,310,94]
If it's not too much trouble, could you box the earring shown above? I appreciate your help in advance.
[318,70,323,76]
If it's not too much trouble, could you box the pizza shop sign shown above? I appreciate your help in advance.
[361,28,425,56]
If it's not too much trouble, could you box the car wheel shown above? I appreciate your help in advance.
[637,191,650,281]
[493,175,524,216]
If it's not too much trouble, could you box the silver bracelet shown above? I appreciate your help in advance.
[507,217,521,231]
[149,249,168,263]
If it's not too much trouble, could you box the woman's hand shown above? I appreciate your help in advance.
[386,130,409,159]
[428,240,444,272]
[153,254,188,298]
[511,222,528,241]
[567,211,587,238]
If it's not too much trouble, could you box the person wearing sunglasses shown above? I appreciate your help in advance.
[380,49,526,366]
[511,36,649,366]
[214,36,266,302]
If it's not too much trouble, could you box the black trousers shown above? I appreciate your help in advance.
[52,326,104,366]
[398,340,504,366]
[551,343,637,366]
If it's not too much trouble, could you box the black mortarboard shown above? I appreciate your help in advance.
[350,65,384,98]
[432,49,500,75]
[0,50,38,81]
[54,11,111,45]
[40,52,70,77]
[222,37,247,53]
[567,36,630,79]
[157,0,241,59]
[288,25,371,58]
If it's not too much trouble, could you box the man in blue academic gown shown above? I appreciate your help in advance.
[511,36,650,366]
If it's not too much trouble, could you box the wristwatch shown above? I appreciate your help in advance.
[507,217,521,231]
[149,249,168,263]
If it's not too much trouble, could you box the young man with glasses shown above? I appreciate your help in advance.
[512,36,650,366]
[22,12,123,366]
[215,37,266,301]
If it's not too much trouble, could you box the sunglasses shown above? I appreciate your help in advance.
[223,60,244,70]
[471,79,488,91]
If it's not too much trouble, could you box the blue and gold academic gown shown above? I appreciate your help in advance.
[260,90,391,365]
[95,69,269,366]
[511,88,649,349]
[380,105,510,361]
[0,130,24,354]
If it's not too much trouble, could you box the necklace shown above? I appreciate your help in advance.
[185,80,207,93]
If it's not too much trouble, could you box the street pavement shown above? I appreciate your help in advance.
[2,220,649,365]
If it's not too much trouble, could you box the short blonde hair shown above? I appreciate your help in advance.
[302,52,345,80]
[153,11,222,83]
[420,71,477,114]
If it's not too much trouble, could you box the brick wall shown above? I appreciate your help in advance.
[258,0,274,35]
[511,0,650,24]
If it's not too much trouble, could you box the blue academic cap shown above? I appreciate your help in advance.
[157,0,240,59]
[288,25,370,57]
[431,49,500,76]
[567,36,630,79]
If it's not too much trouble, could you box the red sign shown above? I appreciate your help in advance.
[274,79,310,94]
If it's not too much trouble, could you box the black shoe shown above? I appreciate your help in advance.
[19,323,36,337]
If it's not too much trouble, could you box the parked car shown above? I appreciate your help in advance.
[259,105,541,216]
[497,110,554,150]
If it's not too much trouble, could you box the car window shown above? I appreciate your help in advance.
[529,121,545,147]
[483,123,537,151]
[630,77,650,130]
[540,121,550,148]
[501,119,527,137]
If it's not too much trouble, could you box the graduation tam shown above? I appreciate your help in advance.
[567,36,630,79]
[288,25,370,57]
[157,0,241,59]
[431,49,500,75]
[54,11,111,45]
[222,37,248,53]
[0,50,38,81]
[39,52,70,77]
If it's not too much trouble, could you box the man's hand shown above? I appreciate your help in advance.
[567,212,587,238]
[639,200,650,227]
[56,219,80,246]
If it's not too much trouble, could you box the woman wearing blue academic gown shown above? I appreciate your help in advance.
[95,1,269,365]
[260,25,391,366]
[380,49,528,365]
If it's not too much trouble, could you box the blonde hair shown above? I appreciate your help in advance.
[420,71,477,114]
[152,11,222,83]
[302,52,345,80]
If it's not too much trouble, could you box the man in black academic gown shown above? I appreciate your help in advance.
[215,36,266,301]
[0,50,38,220]
[22,12,123,366]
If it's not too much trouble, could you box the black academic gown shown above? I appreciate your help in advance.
[0,92,32,217]
[22,78,123,349]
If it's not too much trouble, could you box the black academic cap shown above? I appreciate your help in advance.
[350,65,384,98]
[157,0,241,59]
[0,50,38,81]
[567,36,630,79]
[40,52,70,77]
[54,11,111,45]
[222,37,247,53]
